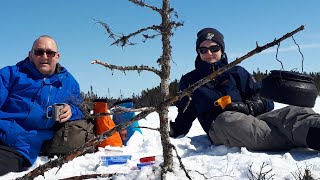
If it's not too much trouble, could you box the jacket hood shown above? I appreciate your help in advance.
[194,54,228,77]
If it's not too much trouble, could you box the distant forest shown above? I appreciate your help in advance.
[81,69,320,110]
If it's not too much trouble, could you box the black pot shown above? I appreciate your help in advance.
[260,70,318,107]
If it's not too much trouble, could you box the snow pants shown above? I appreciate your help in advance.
[209,106,320,151]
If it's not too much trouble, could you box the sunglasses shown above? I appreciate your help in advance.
[198,45,221,54]
[33,49,57,57]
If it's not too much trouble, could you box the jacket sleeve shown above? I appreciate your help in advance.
[0,66,11,108]
[68,77,84,121]
[171,100,197,137]
[231,66,274,113]
[171,75,197,137]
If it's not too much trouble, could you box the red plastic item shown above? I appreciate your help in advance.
[139,156,155,163]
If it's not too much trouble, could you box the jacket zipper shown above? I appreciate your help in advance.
[46,85,53,107]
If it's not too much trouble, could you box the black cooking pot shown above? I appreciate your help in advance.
[260,70,318,107]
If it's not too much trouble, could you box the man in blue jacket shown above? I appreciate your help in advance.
[0,35,83,175]
[170,28,320,152]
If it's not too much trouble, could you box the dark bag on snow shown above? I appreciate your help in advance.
[40,119,96,156]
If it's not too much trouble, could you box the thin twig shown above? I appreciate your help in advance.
[171,144,192,180]
[182,95,192,113]
[291,36,304,73]
[59,173,115,180]
[276,43,284,70]
[137,126,160,131]
[111,25,161,46]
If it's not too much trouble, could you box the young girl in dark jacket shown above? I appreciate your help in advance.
[170,28,320,152]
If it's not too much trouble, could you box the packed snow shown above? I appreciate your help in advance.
[3,98,320,179]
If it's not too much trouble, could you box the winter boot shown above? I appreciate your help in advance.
[306,127,320,151]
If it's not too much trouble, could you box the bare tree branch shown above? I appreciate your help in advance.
[142,33,161,42]
[59,173,115,180]
[94,18,161,47]
[113,25,161,47]
[112,106,155,113]
[170,21,184,30]
[91,18,118,42]
[171,144,192,180]
[112,25,161,46]
[129,0,162,13]
[137,126,160,131]
[93,106,155,118]
[91,60,162,76]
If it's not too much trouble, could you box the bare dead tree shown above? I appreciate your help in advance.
[94,0,183,178]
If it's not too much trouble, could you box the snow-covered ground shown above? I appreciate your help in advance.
[3,97,320,179]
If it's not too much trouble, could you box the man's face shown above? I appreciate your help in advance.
[28,37,60,76]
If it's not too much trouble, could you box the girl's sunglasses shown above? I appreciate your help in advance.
[198,45,221,54]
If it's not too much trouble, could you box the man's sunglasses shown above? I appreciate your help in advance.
[33,49,57,57]
[198,45,221,54]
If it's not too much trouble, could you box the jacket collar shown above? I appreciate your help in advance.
[194,54,228,77]
[17,57,66,85]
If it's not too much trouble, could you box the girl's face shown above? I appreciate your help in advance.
[198,40,222,64]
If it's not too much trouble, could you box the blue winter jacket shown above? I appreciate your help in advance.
[0,58,83,165]
[172,55,274,136]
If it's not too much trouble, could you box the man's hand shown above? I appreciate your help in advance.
[59,104,72,123]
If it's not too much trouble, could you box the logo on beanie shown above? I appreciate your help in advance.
[206,33,215,40]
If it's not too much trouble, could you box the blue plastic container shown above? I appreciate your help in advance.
[137,162,155,170]
[101,155,132,166]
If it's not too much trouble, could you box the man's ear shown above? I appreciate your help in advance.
[28,51,32,59]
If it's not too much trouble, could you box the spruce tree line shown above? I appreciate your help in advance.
[81,70,320,112]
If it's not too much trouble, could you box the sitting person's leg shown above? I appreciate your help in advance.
[209,111,293,151]
[0,145,28,176]
[258,106,320,150]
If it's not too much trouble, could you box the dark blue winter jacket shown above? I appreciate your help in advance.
[0,58,83,165]
[172,55,274,136]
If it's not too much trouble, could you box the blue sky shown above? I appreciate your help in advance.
[1,1,320,98]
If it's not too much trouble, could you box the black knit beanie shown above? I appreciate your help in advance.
[196,28,225,53]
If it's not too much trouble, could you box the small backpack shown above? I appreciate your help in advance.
[40,119,96,157]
